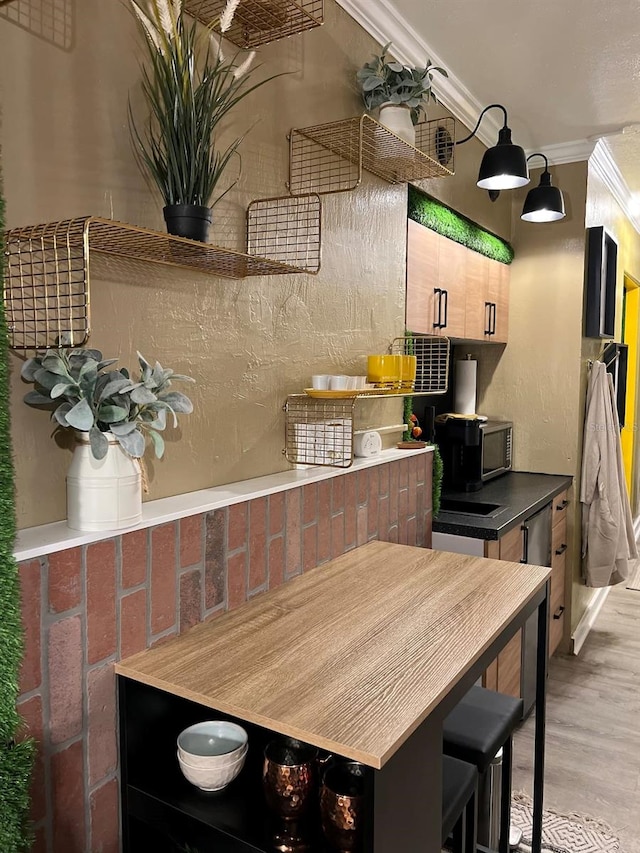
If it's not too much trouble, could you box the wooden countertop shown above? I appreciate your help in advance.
[115,541,550,769]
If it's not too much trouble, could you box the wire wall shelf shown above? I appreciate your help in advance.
[390,334,450,395]
[285,396,355,468]
[4,198,321,351]
[288,115,456,196]
[183,0,323,48]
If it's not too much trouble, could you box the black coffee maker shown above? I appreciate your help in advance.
[435,417,483,492]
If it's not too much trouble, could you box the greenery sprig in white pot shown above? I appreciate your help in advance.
[357,41,447,146]
[21,348,194,531]
[129,0,282,242]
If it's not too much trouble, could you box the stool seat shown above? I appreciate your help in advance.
[443,686,523,773]
[442,755,477,844]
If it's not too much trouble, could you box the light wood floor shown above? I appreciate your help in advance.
[513,583,640,852]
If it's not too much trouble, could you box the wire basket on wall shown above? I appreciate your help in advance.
[391,334,450,394]
[284,396,355,468]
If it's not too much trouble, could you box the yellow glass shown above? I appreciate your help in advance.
[367,354,402,388]
[400,355,417,390]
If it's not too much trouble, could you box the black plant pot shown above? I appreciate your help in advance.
[163,204,212,243]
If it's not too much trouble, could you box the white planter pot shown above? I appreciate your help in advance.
[66,432,142,532]
[378,104,416,147]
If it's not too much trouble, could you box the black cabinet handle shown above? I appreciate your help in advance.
[556,499,569,511]
[442,288,449,329]
[433,288,443,328]
[491,302,497,335]
[553,606,565,620]
[520,525,529,562]
[484,301,492,335]
[555,543,568,556]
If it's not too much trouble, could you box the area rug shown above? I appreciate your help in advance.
[511,792,620,852]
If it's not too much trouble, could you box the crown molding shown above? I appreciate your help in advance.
[527,138,596,165]
[335,0,501,147]
[337,0,606,168]
[590,138,640,235]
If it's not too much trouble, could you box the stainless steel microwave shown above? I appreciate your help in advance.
[436,418,513,491]
[480,420,513,482]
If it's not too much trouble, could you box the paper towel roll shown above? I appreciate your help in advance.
[454,358,477,415]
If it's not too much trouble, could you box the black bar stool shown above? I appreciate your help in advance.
[443,686,523,853]
[442,755,477,853]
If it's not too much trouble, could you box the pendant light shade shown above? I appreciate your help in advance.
[477,126,529,190]
[521,155,566,222]
[457,105,530,193]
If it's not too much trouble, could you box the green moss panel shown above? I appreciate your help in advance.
[408,186,515,265]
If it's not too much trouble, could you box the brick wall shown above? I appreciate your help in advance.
[16,453,433,853]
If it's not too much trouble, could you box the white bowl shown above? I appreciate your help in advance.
[177,721,248,765]
[178,740,248,769]
[177,749,246,791]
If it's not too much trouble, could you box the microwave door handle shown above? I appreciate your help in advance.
[520,524,529,563]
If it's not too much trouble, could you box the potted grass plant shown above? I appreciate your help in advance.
[129,0,281,242]
[357,41,447,146]
[21,348,194,531]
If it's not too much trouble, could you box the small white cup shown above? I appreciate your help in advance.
[345,376,358,390]
[329,375,349,390]
[311,375,330,390]
[355,376,367,389]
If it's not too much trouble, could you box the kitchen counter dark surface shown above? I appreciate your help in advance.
[432,472,573,540]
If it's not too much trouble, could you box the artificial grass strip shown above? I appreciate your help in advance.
[0,166,35,851]
[408,185,515,265]
[431,443,443,517]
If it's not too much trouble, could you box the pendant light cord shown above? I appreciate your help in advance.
[457,104,509,145]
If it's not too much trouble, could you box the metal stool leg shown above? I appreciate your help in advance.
[452,813,464,853]
[500,736,513,853]
[464,789,477,853]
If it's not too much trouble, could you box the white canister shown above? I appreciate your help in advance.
[354,431,383,458]
[378,104,416,147]
[66,432,142,531]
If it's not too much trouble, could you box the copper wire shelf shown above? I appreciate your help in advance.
[4,198,321,350]
[390,334,450,395]
[184,0,323,48]
[288,115,456,196]
[285,395,355,468]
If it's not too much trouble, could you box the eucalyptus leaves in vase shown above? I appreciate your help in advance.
[22,348,194,531]
[357,41,447,145]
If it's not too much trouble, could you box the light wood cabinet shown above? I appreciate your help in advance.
[487,525,525,696]
[406,219,510,343]
[549,490,569,655]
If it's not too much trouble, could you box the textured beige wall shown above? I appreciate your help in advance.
[464,161,589,638]
[1,1,507,529]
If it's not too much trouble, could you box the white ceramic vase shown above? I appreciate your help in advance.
[378,103,416,146]
[66,432,142,532]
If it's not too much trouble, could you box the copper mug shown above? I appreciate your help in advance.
[320,761,367,852]
[263,738,321,821]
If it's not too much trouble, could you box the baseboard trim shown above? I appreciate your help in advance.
[571,587,611,655]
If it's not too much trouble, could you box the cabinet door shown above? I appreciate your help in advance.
[437,237,467,338]
[499,524,523,562]
[464,252,491,341]
[549,517,567,655]
[496,631,522,698]
[487,260,510,343]
[406,220,440,334]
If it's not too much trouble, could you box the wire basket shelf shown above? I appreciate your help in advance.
[391,335,450,395]
[288,115,455,196]
[285,396,355,468]
[4,200,321,350]
[183,0,323,48]
[247,194,321,272]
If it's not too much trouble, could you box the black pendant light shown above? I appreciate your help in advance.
[521,153,566,222]
[458,104,529,191]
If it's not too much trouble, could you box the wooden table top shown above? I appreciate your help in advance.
[115,541,550,768]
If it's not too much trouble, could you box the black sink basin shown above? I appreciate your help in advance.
[439,498,504,517]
